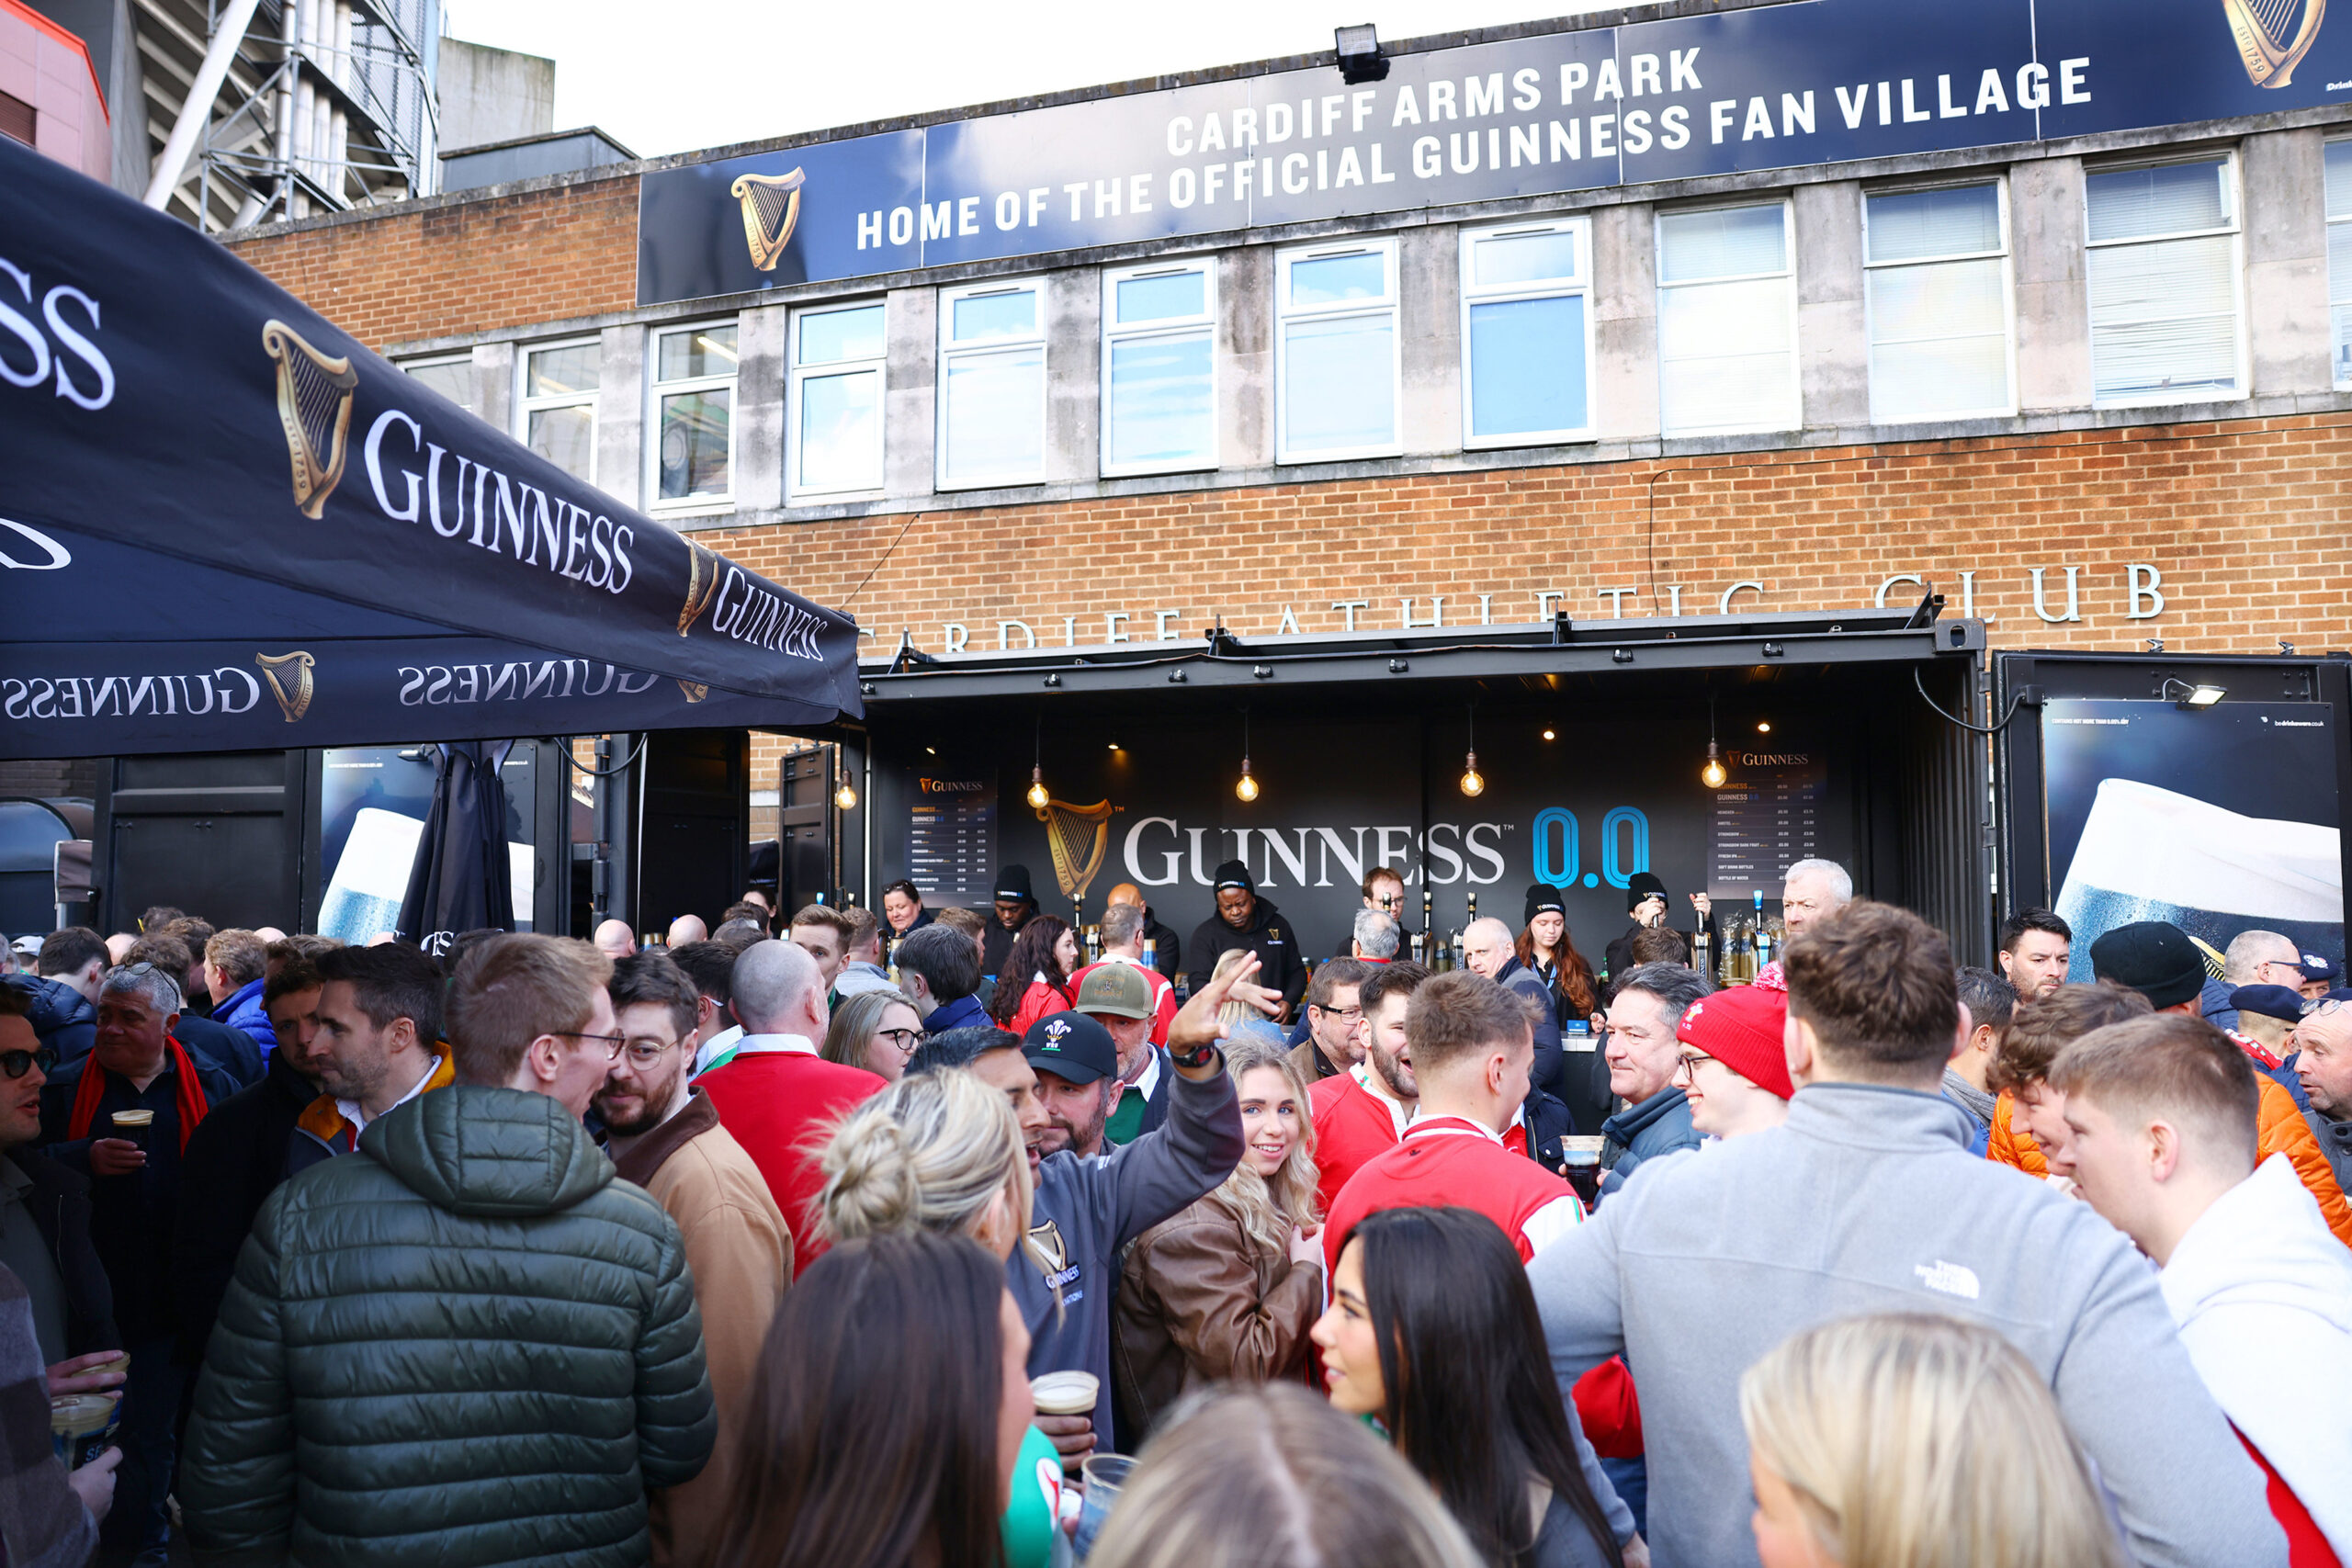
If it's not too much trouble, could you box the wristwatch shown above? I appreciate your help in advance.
[1170,1039,1222,1071]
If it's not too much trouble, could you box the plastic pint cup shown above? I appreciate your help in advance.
[1029,1371,1098,1417]
[1073,1453,1136,1561]
[109,1110,153,1150]
[50,1394,117,1470]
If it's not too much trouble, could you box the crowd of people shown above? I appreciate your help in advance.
[0,859,2347,1568]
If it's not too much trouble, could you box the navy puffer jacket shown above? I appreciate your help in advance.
[181,1084,715,1568]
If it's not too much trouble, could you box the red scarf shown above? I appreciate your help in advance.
[68,1033,211,1154]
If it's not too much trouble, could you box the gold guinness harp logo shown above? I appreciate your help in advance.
[2222,0,2327,86]
[1036,797,1115,905]
[729,168,807,272]
[260,321,358,519]
[254,651,315,723]
[679,541,723,635]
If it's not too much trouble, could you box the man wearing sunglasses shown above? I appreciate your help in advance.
[593,951,789,1568]
[183,933,714,1568]
[1332,867,1414,959]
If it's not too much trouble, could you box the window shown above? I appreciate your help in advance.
[1276,240,1398,463]
[1656,203,1799,436]
[399,354,475,416]
[2084,157,2243,407]
[790,302,887,498]
[1863,183,2014,423]
[516,339,600,484]
[2327,140,2352,389]
[1460,219,1594,446]
[938,281,1046,489]
[648,321,738,506]
[1102,260,1216,475]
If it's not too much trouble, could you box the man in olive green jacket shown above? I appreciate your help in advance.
[181,935,715,1568]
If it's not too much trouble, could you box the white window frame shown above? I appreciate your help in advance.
[2082,152,2247,411]
[398,352,476,414]
[1100,257,1219,478]
[936,278,1048,491]
[786,299,889,502]
[643,319,740,512]
[1654,199,1800,438]
[2325,137,2352,390]
[1860,178,2018,424]
[1274,237,1402,465]
[1458,217,1598,448]
[514,335,602,487]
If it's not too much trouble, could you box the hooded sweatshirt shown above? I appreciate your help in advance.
[1528,1083,2283,1568]
[1183,892,1308,1014]
[2160,1154,2352,1562]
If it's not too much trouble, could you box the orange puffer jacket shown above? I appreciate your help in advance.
[1989,1081,2352,1248]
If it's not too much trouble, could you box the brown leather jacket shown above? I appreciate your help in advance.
[1112,1192,1322,1444]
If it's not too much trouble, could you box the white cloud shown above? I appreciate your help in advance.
[439,0,1616,158]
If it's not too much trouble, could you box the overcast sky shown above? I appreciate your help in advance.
[441,0,1614,158]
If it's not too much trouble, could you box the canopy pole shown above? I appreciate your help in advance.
[144,0,267,211]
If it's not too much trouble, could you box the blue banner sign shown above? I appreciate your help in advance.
[639,0,2352,305]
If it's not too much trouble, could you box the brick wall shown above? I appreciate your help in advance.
[228,175,640,348]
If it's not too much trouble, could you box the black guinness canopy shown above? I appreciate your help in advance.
[0,138,862,760]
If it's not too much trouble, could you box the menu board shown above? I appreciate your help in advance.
[1708,748,1827,900]
[905,773,995,902]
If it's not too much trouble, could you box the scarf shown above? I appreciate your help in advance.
[67,1033,211,1154]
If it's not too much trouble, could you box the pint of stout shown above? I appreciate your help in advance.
[2055,779,2345,983]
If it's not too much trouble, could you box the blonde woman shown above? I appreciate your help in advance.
[818,1070,1063,1568]
[1112,1034,1322,1441]
[1739,1314,2128,1568]
[1087,1382,1483,1568]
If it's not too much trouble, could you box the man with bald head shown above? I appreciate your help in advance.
[665,914,707,948]
[1104,883,1181,983]
[692,939,884,1275]
[593,919,637,960]
[2292,1001,2352,1192]
[1464,917,1565,1102]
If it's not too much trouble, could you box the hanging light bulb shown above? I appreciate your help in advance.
[1701,695,1726,788]
[834,780,859,810]
[1459,702,1483,795]
[1234,708,1259,802]
[1025,713,1051,809]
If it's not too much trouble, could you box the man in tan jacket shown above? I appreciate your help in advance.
[595,951,791,1566]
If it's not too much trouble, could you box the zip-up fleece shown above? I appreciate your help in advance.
[1527,1082,2284,1568]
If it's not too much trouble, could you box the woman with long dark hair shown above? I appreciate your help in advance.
[704,1231,1033,1568]
[1513,884,1599,1026]
[988,914,1079,1034]
[1313,1206,1631,1568]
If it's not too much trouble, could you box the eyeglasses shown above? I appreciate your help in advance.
[1313,1004,1363,1023]
[557,1031,628,1062]
[875,1027,922,1056]
[620,1036,680,1069]
[0,1047,55,1080]
[111,962,185,1007]
[2301,998,2345,1020]
[1671,1050,1714,1084]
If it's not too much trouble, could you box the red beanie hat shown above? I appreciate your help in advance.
[1675,985,1794,1100]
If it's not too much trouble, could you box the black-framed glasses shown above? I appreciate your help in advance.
[875,1027,921,1055]
[1374,896,1404,909]
[1313,1004,1364,1023]
[1671,1050,1714,1084]
[0,1047,55,1080]
[557,1031,628,1062]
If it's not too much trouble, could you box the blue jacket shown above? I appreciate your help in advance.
[5,974,96,1068]
[2199,975,2238,1033]
[1498,957,1566,1102]
[216,976,278,1055]
[922,990,993,1036]
[1598,1087,1701,1197]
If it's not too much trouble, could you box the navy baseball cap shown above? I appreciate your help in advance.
[1023,1011,1118,1086]
[2228,984,2306,1025]
[2295,952,2339,984]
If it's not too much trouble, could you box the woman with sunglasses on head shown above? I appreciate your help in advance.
[1113,1034,1323,1442]
[1314,1205,1638,1568]
[820,989,924,1085]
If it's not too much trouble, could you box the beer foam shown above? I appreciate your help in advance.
[2059,779,2341,919]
